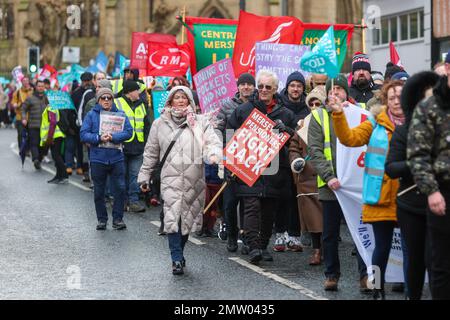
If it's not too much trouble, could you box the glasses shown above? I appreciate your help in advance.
[257,84,273,91]
[309,101,322,108]
[100,95,112,101]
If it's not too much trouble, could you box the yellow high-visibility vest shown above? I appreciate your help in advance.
[311,108,333,188]
[40,106,65,146]
[114,97,147,143]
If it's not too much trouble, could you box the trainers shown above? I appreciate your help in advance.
[172,261,184,275]
[66,168,73,175]
[261,249,274,261]
[33,160,41,170]
[218,222,227,241]
[287,236,304,252]
[324,278,339,291]
[58,178,69,184]
[128,202,146,213]
[227,237,238,252]
[157,224,166,236]
[249,249,262,265]
[273,233,287,252]
[112,220,127,230]
[309,249,322,265]
[76,168,83,175]
[82,173,90,183]
[42,156,52,164]
[96,222,107,230]
[47,177,59,184]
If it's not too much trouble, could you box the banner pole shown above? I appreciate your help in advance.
[181,6,187,44]
[361,19,366,53]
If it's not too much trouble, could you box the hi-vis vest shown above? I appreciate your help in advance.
[40,106,65,146]
[311,108,333,188]
[362,117,389,205]
[114,97,147,143]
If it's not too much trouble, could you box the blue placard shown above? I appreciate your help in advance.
[151,90,169,120]
[46,91,75,110]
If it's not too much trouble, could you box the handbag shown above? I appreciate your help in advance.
[150,125,186,185]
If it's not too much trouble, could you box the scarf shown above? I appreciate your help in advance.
[387,109,405,126]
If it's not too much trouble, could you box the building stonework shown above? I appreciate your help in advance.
[0,0,362,76]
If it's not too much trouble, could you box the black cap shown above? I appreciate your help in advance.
[122,80,140,94]
[80,72,93,82]
[237,73,255,86]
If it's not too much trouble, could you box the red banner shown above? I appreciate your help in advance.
[130,32,177,77]
[147,42,191,77]
[224,109,290,187]
[232,11,304,77]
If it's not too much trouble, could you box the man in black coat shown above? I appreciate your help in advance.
[348,52,381,107]
[227,69,296,265]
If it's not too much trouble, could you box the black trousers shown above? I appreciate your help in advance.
[397,207,429,300]
[28,128,43,162]
[51,138,68,179]
[427,186,450,300]
[243,197,278,251]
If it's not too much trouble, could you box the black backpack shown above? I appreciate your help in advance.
[58,109,78,136]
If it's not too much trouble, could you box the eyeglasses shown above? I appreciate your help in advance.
[100,95,112,101]
[257,84,273,91]
[309,101,322,108]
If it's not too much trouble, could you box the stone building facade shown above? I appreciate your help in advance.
[0,0,362,77]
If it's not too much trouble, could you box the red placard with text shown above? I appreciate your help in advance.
[224,109,290,187]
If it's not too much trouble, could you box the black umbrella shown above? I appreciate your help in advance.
[19,127,29,168]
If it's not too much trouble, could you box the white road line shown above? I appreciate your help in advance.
[11,145,92,192]
[229,257,328,301]
[150,221,206,245]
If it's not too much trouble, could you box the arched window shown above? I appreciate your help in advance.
[0,1,14,40]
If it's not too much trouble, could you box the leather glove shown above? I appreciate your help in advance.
[291,157,306,173]
[273,119,294,136]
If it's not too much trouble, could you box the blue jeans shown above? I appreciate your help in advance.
[91,161,126,223]
[322,200,367,280]
[168,227,189,262]
[124,154,143,203]
[65,135,82,169]
[371,221,396,290]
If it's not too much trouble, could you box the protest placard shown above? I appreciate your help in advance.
[99,111,126,150]
[45,91,75,110]
[255,42,310,92]
[224,109,290,187]
[193,58,237,116]
[151,90,169,120]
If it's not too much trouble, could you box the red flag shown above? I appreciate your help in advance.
[130,32,177,77]
[389,41,403,68]
[147,42,191,77]
[232,11,304,76]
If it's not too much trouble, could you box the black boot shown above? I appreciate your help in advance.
[373,289,386,300]
[227,236,238,252]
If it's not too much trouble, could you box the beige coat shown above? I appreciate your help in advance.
[137,111,222,235]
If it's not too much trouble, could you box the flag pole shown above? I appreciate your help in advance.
[181,6,187,44]
[361,19,366,53]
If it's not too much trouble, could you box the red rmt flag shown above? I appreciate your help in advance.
[147,42,191,77]
[232,11,304,77]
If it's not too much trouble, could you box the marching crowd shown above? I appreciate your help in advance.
[1,49,449,301]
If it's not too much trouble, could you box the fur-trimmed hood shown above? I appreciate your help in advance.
[401,71,440,124]
[434,76,450,111]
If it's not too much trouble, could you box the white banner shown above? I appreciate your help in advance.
[334,104,404,283]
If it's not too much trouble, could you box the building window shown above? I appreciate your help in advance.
[372,9,424,46]
[0,1,14,40]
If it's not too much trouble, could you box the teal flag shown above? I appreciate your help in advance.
[300,26,339,78]
[57,64,86,88]
[46,91,76,110]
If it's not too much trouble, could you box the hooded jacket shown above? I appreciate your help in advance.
[279,88,309,124]
[80,103,133,165]
[385,71,439,214]
[22,91,48,129]
[226,94,296,198]
[349,79,381,104]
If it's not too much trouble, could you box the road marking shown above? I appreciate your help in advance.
[229,257,328,300]
[150,221,206,245]
[11,145,92,192]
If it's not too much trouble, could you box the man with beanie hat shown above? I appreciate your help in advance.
[215,72,256,252]
[273,71,310,253]
[384,62,404,81]
[309,73,369,291]
[81,86,133,231]
[349,52,381,107]
[114,80,150,213]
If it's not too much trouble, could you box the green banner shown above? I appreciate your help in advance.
[194,24,236,71]
[301,30,349,70]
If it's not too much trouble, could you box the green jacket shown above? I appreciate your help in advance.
[307,106,338,201]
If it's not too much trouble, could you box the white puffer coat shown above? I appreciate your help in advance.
[138,88,222,235]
